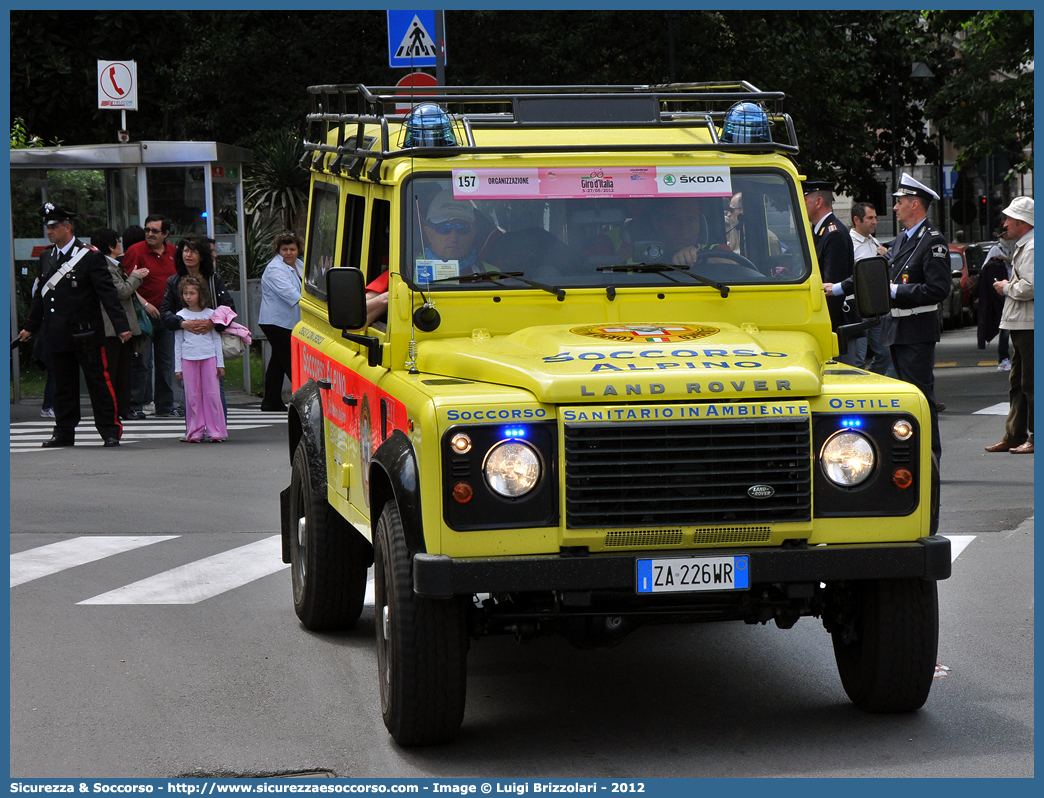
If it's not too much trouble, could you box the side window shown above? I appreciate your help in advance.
[368,199,391,285]
[342,192,366,271]
[304,181,339,300]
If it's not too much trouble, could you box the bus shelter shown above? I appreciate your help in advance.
[9,141,253,402]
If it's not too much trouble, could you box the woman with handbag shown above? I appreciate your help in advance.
[93,228,148,420]
[258,232,304,413]
[159,235,235,421]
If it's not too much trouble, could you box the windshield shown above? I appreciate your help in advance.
[400,170,811,290]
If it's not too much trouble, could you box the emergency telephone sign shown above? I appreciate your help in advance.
[97,60,138,110]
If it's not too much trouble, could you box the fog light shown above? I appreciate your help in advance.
[892,468,913,489]
[452,482,473,503]
[450,432,472,454]
[892,419,914,440]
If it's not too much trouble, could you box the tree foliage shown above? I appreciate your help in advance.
[924,10,1033,174]
[244,128,310,231]
[9,10,1031,198]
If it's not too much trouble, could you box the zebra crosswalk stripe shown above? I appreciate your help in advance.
[77,535,289,605]
[10,535,180,588]
[10,534,972,607]
[10,408,287,452]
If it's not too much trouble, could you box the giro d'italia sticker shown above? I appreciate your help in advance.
[569,324,720,344]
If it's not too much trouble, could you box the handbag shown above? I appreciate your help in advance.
[134,298,153,336]
[221,331,246,360]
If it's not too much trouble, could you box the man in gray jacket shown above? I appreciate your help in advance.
[985,197,1034,454]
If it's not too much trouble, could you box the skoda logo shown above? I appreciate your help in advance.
[747,485,775,499]
[662,174,675,186]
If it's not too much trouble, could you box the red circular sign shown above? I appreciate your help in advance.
[100,62,133,101]
[394,72,438,114]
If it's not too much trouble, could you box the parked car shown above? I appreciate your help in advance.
[941,246,964,329]
[952,242,993,324]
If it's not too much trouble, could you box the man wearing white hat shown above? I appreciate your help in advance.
[879,173,951,464]
[985,196,1034,454]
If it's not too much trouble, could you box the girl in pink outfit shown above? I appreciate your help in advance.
[174,276,227,442]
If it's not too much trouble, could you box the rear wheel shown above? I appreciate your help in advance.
[374,500,467,745]
[831,578,939,712]
[289,440,370,630]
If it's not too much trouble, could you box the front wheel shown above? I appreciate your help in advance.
[831,578,939,712]
[374,501,467,745]
[289,440,370,630]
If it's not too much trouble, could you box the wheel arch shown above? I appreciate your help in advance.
[370,429,427,554]
[283,379,327,563]
[288,379,326,468]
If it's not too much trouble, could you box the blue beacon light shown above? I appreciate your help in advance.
[503,427,527,439]
[840,418,863,428]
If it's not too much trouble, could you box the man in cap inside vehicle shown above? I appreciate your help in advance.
[17,203,131,447]
[881,173,951,462]
[985,196,1034,454]
[419,190,485,268]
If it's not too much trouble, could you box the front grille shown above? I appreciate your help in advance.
[565,417,812,528]
[693,525,771,544]
[605,529,684,547]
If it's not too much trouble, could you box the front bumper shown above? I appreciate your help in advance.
[413,536,951,598]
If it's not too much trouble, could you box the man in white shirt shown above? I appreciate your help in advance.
[850,202,895,377]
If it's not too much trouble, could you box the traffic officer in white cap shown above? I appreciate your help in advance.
[880,173,951,464]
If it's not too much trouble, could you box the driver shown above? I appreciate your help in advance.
[627,198,728,267]
[418,190,486,270]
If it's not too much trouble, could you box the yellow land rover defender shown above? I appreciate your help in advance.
[279,83,951,745]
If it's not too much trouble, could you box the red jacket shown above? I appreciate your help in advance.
[123,240,176,307]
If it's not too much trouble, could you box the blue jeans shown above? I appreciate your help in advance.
[865,322,896,378]
[131,326,177,414]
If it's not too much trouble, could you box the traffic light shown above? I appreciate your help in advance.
[978,196,988,223]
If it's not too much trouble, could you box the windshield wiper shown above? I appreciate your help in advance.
[596,262,729,297]
[424,270,566,299]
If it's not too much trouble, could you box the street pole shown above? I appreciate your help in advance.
[890,73,898,237]
[435,11,446,86]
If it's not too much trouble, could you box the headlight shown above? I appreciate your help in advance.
[483,441,542,498]
[820,430,875,486]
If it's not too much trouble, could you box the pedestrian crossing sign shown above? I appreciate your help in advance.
[388,10,442,68]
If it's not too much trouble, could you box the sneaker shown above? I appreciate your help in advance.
[144,403,156,414]
[40,408,55,418]
[998,358,1011,371]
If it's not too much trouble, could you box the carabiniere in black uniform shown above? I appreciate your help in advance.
[878,215,950,464]
[22,204,130,446]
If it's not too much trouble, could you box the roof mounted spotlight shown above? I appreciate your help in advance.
[720,101,772,144]
[403,103,458,148]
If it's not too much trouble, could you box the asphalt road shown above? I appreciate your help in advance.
[8,327,1034,778]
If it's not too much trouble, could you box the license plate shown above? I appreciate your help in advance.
[636,555,749,594]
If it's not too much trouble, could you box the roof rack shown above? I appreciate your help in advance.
[302,83,799,182]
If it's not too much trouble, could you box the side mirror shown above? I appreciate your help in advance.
[852,256,891,318]
[327,267,382,368]
[326,268,368,329]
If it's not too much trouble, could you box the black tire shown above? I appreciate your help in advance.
[374,501,467,746]
[289,440,369,630]
[832,578,939,712]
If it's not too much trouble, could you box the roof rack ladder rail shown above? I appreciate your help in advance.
[783,114,798,150]
[704,115,719,145]
[311,94,328,170]
[366,116,390,183]
[348,90,368,179]
[461,115,476,147]
[329,91,349,174]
